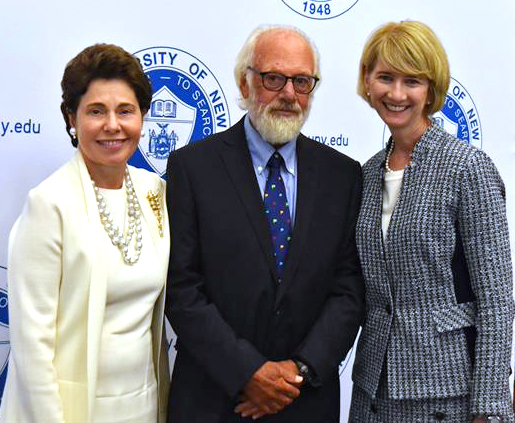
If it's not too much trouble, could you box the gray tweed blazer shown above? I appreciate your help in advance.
[353,121,514,416]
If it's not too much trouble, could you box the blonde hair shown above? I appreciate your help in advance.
[357,20,450,115]
[234,24,320,109]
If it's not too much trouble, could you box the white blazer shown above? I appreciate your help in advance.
[0,151,170,423]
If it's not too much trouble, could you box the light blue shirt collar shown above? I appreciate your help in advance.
[244,114,297,176]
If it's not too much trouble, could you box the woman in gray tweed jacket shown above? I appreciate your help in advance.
[349,21,514,423]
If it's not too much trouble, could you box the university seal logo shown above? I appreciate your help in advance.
[130,47,231,176]
[0,267,9,401]
[383,77,482,148]
[281,0,360,20]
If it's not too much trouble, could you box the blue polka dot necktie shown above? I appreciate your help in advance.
[264,152,292,280]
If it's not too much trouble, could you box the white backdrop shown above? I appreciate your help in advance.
[1,0,514,420]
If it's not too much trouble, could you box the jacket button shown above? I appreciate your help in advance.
[370,404,377,414]
[275,309,282,316]
[434,411,446,420]
[385,304,392,314]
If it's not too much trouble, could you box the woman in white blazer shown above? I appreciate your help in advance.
[0,44,170,423]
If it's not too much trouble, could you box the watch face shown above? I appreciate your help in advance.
[486,416,501,423]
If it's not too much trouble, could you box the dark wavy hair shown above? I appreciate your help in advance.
[60,43,152,147]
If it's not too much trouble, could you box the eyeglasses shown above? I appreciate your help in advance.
[247,67,319,94]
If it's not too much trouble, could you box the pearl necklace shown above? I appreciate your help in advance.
[385,138,395,173]
[93,170,143,265]
[385,138,412,173]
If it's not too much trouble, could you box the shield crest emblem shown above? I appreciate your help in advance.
[140,86,196,175]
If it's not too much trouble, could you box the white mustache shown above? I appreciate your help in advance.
[267,100,302,114]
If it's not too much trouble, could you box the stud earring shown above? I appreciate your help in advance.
[69,127,77,138]
[141,130,145,137]
[366,92,370,97]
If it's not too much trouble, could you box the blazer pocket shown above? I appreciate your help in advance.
[432,301,476,332]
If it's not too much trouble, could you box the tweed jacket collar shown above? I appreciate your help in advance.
[377,119,443,172]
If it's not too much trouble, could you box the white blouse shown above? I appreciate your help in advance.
[94,185,162,423]
[382,169,404,243]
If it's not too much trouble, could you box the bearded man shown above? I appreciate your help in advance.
[165,25,365,423]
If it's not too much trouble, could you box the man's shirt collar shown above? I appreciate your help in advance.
[244,114,297,176]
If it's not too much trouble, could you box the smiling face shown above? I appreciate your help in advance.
[365,59,430,137]
[69,78,143,187]
[240,29,315,145]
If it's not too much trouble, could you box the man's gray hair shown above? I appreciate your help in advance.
[234,24,321,110]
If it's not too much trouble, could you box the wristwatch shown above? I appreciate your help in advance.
[293,359,312,385]
[484,416,502,423]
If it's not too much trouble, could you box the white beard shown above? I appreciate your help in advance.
[248,95,311,146]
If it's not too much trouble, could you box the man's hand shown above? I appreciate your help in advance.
[234,360,303,419]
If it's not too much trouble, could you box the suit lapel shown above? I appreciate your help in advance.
[276,135,318,304]
[73,151,107,419]
[219,118,278,280]
[132,171,168,273]
[131,171,169,410]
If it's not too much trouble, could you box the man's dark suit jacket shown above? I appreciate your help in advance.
[165,116,364,423]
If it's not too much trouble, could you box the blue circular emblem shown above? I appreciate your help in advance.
[130,47,231,176]
[0,267,9,400]
[281,0,360,20]
[382,77,482,149]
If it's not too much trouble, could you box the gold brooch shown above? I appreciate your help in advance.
[147,190,164,237]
